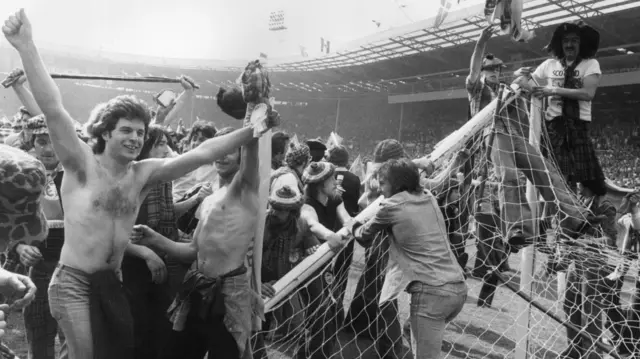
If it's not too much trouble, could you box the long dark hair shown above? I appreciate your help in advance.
[137,125,174,160]
[544,22,599,59]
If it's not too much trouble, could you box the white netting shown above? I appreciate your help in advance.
[252,86,640,359]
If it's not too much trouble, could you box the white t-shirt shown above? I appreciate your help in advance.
[533,58,601,122]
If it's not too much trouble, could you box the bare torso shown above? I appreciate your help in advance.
[58,158,146,273]
[194,184,258,278]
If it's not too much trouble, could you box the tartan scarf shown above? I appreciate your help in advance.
[263,211,299,278]
[556,57,583,151]
[561,57,582,121]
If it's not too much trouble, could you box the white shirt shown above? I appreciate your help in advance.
[533,58,601,122]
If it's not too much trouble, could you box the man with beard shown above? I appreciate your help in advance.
[254,185,335,359]
[131,121,277,359]
[3,9,275,359]
[518,21,604,191]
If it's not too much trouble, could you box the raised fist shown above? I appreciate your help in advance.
[2,9,33,51]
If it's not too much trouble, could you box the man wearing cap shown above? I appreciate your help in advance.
[271,141,311,196]
[467,24,530,258]
[300,161,351,358]
[467,25,504,119]
[4,107,33,151]
[306,138,327,163]
[255,185,339,359]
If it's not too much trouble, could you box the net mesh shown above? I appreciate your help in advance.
[251,89,640,359]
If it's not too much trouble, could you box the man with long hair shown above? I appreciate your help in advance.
[3,9,276,359]
[518,21,605,191]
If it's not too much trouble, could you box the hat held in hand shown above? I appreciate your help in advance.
[0,144,48,249]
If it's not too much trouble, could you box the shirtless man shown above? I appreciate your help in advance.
[132,123,270,359]
[3,10,275,359]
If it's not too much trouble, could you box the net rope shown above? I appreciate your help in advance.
[251,90,640,359]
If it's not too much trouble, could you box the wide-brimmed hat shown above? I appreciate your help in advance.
[0,144,48,247]
[544,21,600,59]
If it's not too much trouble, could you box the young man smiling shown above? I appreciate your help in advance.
[3,9,277,359]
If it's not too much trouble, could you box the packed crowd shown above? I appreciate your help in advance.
[1,8,640,359]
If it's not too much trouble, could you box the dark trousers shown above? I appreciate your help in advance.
[122,257,187,359]
[159,292,239,359]
[346,235,403,359]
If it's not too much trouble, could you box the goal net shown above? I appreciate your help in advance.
[251,86,640,359]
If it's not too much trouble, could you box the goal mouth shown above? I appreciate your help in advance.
[253,87,639,359]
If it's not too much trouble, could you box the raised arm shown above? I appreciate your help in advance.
[10,73,42,116]
[154,77,195,127]
[3,10,91,172]
[467,26,494,88]
[142,126,254,185]
[229,138,259,196]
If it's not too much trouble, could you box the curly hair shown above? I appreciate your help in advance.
[85,95,152,154]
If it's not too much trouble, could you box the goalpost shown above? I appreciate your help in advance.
[254,86,638,359]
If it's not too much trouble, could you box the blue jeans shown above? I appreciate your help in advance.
[408,281,467,359]
[48,265,93,359]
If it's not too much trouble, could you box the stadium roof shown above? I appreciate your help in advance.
[3,0,639,99]
[270,0,640,72]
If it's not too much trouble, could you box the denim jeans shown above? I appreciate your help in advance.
[122,256,187,359]
[48,265,93,359]
[25,265,67,359]
[408,281,467,359]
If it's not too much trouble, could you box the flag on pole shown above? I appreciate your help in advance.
[326,132,343,149]
[349,155,365,182]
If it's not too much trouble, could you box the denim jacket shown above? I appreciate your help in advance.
[353,190,466,303]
